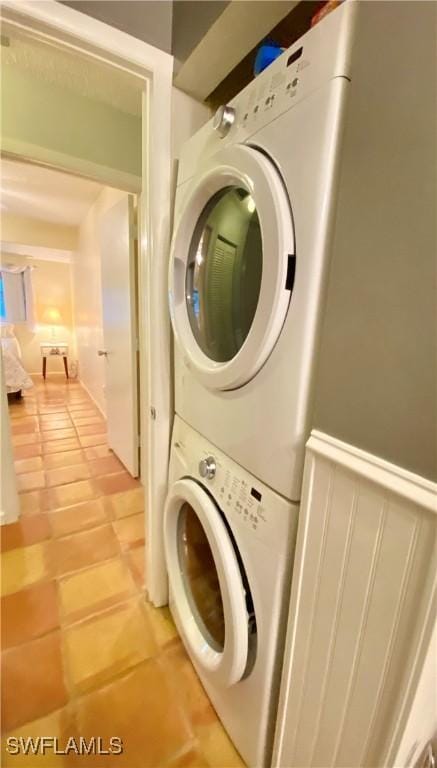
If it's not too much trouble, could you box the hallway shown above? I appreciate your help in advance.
[1,378,243,768]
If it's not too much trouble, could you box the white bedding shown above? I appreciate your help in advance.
[1,334,33,394]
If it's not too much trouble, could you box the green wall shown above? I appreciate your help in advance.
[1,65,142,190]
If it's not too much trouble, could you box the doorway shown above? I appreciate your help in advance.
[0,0,173,604]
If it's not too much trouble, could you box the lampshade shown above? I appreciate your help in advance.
[41,307,63,325]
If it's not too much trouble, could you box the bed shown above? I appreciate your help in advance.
[0,324,33,398]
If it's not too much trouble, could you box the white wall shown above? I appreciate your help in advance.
[2,212,78,251]
[73,186,127,415]
[171,87,210,161]
[1,252,75,374]
[64,1,173,54]
[0,353,19,525]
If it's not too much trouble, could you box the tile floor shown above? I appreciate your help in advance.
[1,377,244,768]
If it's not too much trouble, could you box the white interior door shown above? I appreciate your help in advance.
[100,194,139,477]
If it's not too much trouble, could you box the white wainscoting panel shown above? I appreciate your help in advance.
[273,431,436,768]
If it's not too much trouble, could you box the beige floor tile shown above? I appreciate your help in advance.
[14,456,44,475]
[78,434,107,448]
[1,542,50,596]
[72,416,104,427]
[1,707,77,767]
[87,456,124,477]
[41,428,77,442]
[1,632,68,732]
[75,424,107,439]
[19,490,50,516]
[144,603,178,648]
[45,463,91,487]
[43,450,85,469]
[43,438,81,454]
[125,545,146,590]
[166,747,210,768]
[52,524,120,577]
[9,415,39,427]
[38,406,68,415]
[47,480,97,510]
[11,421,39,435]
[59,558,136,622]
[12,433,42,447]
[1,580,59,649]
[196,722,245,768]
[75,659,193,767]
[69,408,100,418]
[113,513,145,550]
[163,642,215,729]
[64,599,157,693]
[1,514,51,554]
[16,470,46,493]
[39,418,73,431]
[83,445,113,461]
[50,499,108,538]
[105,488,144,520]
[13,443,43,460]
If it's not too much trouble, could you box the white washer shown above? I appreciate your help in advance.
[169,2,357,501]
[164,416,299,768]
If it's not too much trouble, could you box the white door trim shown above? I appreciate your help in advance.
[1,0,173,604]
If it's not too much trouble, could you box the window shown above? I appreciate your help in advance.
[0,268,35,325]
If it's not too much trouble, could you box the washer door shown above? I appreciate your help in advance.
[169,144,295,390]
[164,478,249,687]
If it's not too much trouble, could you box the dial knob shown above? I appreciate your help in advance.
[199,456,216,480]
[213,105,236,138]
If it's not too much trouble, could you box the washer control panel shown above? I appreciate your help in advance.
[170,417,296,546]
[216,469,267,535]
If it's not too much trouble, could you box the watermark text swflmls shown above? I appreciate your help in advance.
[6,736,123,756]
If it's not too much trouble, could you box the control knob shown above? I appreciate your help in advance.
[213,105,235,138]
[199,456,216,480]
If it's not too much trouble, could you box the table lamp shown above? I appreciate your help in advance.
[41,307,63,340]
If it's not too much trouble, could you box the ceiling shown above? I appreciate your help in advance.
[0,159,103,226]
[1,27,143,116]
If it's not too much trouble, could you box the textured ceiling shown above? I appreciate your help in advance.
[1,159,103,226]
[1,29,143,116]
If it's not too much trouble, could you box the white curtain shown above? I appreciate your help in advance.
[1,266,36,329]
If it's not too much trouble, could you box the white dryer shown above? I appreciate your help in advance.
[169,2,357,501]
[164,416,299,767]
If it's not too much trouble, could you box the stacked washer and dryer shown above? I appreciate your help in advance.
[164,4,357,766]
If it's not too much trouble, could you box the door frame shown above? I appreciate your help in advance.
[0,0,173,605]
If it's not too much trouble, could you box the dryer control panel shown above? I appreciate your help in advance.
[177,0,356,186]
[170,415,298,548]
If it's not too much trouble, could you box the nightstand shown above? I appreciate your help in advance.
[40,343,69,379]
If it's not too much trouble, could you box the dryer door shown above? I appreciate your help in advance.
[169,144,295,390]
[164,478,251,687]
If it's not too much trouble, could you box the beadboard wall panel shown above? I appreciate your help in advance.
[273,432,436,768]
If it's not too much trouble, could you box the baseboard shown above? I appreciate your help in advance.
[78,378,106,419]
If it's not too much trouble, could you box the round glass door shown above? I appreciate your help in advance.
[169,144,295,390]
[186,187,263,364]
[164,478,249,686]
[178,502,225,651]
